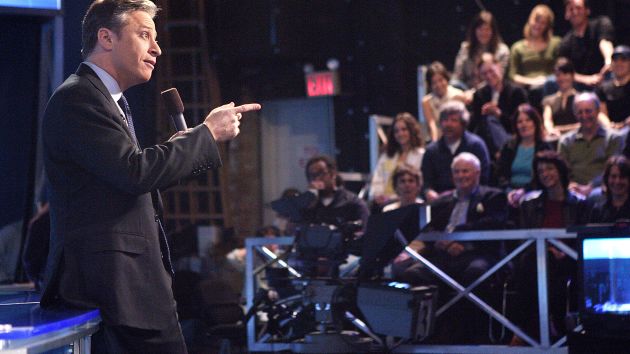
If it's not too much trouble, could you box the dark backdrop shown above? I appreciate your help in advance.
[0,16,42,227]
[1,0,629,228]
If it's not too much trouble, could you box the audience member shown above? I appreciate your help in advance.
[385,167,427,275]
[496,104,554,190]
[0,220,22,284]
[511,151,588,344]
[518,151,589,228]
[558,92,624,197]
[421,152,508,343]
[588,155,630,222]
[596,45,630,128]
[559,0,615,89]
[383,166,424,212]
[422,101,491,203]
[370,113,425,207]
[508,5,561,91]
[451,10,510,97]
[426,152,508,233]
[22,203,51,289]
[471,53,529,158]
[422,62,465,141]
[301,155,369,229]
[542,57,580,138]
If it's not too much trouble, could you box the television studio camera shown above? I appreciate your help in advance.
[245,193,437,353]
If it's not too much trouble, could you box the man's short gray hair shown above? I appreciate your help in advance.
[573,91,600,113]
[451,152,481,171]
[439,100,470,127]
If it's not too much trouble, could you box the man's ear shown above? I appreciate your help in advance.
[96,28,115,51]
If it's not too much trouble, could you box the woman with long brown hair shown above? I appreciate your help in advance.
[452,10,510,93]
[370,113,425,206]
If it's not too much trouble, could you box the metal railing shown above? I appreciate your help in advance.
[245,229,576,354]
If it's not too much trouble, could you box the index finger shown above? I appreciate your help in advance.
[232,103,262,114]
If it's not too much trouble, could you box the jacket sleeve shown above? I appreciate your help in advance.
[44,88,221,196]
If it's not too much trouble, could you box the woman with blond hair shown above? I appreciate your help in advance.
[508,4,561,90]
[370,113,425,207]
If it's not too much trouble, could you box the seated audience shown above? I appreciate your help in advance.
[451,10,510,98]
[596,45,630,129]
[383,166,425,212]
[588,155,630,222]
[422,62,464,142]
[426,152,508,233]
[471,53,529,158]
[511,150,588,344]
[508,5,561,91]
[0,220,23,284]
[518,151,590,228]
[411,153,508,343]
[422,101,491,203]
[22,203,50,289]
[542,57,580,138]
[385,167,427,272]
[301,155,369,229]
[558,92,624,197]
[496,104,554,190]
[559,0,615,89]
[370,113,425,207]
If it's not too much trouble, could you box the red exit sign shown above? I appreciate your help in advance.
[305,71,340,97]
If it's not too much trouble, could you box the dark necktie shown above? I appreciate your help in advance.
[118,94,174,274]
[117,95,139,146]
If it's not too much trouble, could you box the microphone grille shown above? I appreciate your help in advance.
[161,88,184,114]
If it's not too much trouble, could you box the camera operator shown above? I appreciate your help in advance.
[300,155,369,231]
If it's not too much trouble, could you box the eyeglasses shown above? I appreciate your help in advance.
[308,169,330,179]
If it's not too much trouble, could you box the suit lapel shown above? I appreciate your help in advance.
[76,64,138,145]
[466,187,483,220]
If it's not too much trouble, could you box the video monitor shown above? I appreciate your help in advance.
[578,224,630,334]
[0,0,61,15]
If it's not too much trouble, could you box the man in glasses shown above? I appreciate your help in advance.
[300,155,369,229]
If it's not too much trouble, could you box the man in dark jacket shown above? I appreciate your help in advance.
[41,1,260,352]
[422,101,491,203]
[401,152,508,343]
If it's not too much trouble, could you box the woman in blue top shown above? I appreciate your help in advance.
[496,104,553,189]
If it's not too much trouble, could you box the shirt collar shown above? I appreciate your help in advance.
[454,185,479,201]
[83,61,124,114]
[575,125,606,140]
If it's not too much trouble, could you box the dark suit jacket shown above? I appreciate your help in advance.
[470,82,528,135]
[421,131,491,193]
[41,64,221,330]
[425,185,508,233]
[424,186,508,257]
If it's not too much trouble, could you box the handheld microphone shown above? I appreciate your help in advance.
[161,88,188,131]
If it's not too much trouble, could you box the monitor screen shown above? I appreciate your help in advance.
[582,237,630,315]
[0,0,59,10]
[578,224,630,334]
[0,0,61,15]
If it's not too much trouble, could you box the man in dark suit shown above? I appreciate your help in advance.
[406,152,508,343]
[40,1,260,352]
[402,152,508,286]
